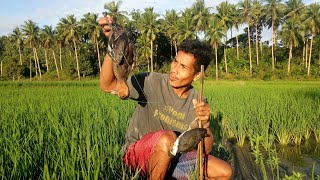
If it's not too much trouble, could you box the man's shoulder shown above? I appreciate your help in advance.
[149,72,167,78]
[133,72,167,81]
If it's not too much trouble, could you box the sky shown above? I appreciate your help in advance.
[0,0,317,40]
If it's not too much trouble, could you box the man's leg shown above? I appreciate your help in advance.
[206,155,232,180]
[169,151,232,180]
[148,130,176,180]
[122,130,177,179]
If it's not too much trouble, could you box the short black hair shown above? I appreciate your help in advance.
[177,39,213,73]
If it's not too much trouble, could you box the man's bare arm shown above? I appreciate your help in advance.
[99,16,129,98]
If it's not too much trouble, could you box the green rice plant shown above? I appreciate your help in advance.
[266,148,280,180]
[250,135,268,180]
[1,81,319,179]
[282,171,305,180]
[0,82,136,179]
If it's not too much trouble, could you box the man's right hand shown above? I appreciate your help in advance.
[98,15,113,38]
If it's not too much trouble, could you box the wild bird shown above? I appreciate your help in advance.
[107,22,134,95]
[169,128,207,157]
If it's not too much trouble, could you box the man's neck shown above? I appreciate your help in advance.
[172,85,193,98]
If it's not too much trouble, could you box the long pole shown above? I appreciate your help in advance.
[197,65,205,180]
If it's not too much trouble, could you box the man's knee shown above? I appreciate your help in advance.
[207,156,233,179]
[155,131,177,153]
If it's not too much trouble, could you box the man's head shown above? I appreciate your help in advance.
[177,39,213,73]
[169,39,213,92]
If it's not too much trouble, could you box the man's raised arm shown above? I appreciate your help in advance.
[98,16,129,99]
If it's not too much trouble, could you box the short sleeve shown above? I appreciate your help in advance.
[126,72,150,101]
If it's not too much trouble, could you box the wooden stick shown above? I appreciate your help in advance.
[197,65,205,180]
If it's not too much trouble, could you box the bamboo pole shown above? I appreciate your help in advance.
[197,65,205,180]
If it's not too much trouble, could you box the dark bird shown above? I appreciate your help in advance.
[108,23,134,84]
[169,128,207,157]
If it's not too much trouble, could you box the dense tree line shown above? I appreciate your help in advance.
[0,0,319,81]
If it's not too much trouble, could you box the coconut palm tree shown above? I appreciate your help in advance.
[135,35,151,71]
[205,15,225,81]
[10,27,24,65]
[174,8,196,44]
[230,7,241,61]
[140,7,160,72]
[57,15,81,80]
[39,25,60,79]
[252,0,263,65]
[22,20,41,80]
[216,1,234,73]
[40,25,55,72]
[263,0,286,72]
[103,0,128,26]
[279,19,302,74]
[284,0,309,68]
[191,0,211,35]
[238,0,254,74]
[162,10,180,58]
[285,0,306,19]
[80,13,103,72]
[303,3,320,76]
[55,25,64,70]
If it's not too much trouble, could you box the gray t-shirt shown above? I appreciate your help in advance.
[124,72,198,148]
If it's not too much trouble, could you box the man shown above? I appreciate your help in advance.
[99,16,232,180]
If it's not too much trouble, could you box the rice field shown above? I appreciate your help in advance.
[0,80,319,179]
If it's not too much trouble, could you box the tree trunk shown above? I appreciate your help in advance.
[305,40,308,68]
[155,44,158,69]
[96,41,101,72]
[174,41,178,56]
[247,18,252,75]
[224,46,228,73]
[255,24,259,65]
[0,61,2,76]
[302,40,305,65]
[150,40,154,72]
[271,20,275,72]
[215,42,219,81]
[34,55,38,76]
[52,49,60,80]
[224,36,228,73]
[73,40,81,81]
[236,30,239,61]
[19,47,22,65]
[44,49,49,72]
[170,39,173,60]
[33,47,42,80]
[59,44,63,70]
[230,28,233,48]
[29,57,32,81]
[260,39,263,54]
[288,38,292,74]
[308,34,313,76]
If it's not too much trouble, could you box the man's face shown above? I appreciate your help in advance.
[98,16,113,37]
[169,51,198,88]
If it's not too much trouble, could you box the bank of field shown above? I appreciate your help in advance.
[0,81,319,179]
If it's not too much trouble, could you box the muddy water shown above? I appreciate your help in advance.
[276,140,320,178]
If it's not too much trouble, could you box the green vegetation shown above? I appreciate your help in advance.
[0,81,319,179]
[0,82,136,179]
[0,0,320,81]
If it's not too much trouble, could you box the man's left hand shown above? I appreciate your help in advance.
[192,99,211,127]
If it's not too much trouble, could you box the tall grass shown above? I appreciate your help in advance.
[202,81,320,148]
[0,81,319,179]
[0,82,135,179]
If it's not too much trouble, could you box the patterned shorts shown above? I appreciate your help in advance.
[122,130,209,179]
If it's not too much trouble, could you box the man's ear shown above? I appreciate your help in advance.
[193,72,202,81]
